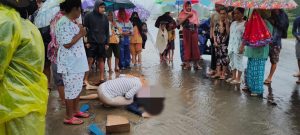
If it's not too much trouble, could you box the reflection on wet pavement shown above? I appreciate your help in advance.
[46,21,300,135]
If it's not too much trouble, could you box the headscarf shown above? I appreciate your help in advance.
[178,2,199,25]
[117,8,130,23]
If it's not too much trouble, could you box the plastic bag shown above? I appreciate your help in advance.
[0,5,48,135]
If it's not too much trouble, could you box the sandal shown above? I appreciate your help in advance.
[194,65,202,70]
[211,74,220,79]
[89,123,104,135]
[80,104,90,112]
[250,93,263,97]
[74,112,90,118]
[226,78,233,83]
[64,117,83,125]
[219,76,226,80]
[183,65,191,70]
[230,80,241,84]
[108,70,114,73]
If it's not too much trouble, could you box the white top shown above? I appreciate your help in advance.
[55,16,89,74]
[34,0,61,28]
[228,21,245,54]
[101,76,142,99]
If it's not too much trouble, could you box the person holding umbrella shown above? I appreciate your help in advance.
[178,1,201,70]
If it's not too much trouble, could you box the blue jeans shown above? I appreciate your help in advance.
[119,39,130,68]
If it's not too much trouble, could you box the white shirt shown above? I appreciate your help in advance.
[55,16,89,74]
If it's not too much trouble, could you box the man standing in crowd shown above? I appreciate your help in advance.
[293,15,300,83]
[84,0,109,86]
[264,9,289,84]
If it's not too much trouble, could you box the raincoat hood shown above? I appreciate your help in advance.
[93,0,105,14]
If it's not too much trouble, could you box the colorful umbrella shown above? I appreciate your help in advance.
[81,0,95,10]
[214,0,298,9]
[105,0,136,11]
[156,0,199,5]
[113,4,150,21]
[126,4,150,21]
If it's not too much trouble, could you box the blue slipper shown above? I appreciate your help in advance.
[89,124,104,135]
[80,104,90,112]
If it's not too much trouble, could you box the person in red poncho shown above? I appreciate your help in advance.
[178,1,201,70]
[239,10,272,96]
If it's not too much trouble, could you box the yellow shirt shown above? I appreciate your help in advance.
[130,26,143,44]
[168,30,175,41]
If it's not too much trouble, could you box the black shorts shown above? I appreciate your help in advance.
[39,26,51,67]
[86,43,107,59]
[106,44,120,58]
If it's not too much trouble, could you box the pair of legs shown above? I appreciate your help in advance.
[229,69,242,83]
[209,38,217,75]
[212,65,227,79]
[265,45,281,84]
[63,73,89,124]
[106,44,120,72]
[183,60,201,70]
[51,63,65,104]
[228,53,244,83]
[44,61,51,90]
[295,41,300,83]
[168,49,174,61]
[130,43,142,65]
[132,52,142,65]
[84,57,105,85]
[182,28,201,69]
[107,57,119,72]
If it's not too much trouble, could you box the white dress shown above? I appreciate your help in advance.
[55,16,88,99]
[228,21,245,71]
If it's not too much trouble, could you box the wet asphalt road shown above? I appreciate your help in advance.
[46,20,300,135]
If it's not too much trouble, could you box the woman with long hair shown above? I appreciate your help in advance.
[130,12,143,66]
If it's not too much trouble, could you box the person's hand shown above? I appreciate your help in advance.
[239,46,244,54]
[79,25,87,37]
[187,13,193,18]
[85,43,91,49]
[214,42,218,47]
[105,44,109,50]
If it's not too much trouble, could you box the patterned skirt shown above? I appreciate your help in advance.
[246,58,267,94]
[62,73,85,99]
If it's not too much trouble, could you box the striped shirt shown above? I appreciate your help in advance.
[101,76,142,99]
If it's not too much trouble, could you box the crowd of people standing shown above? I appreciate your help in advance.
[2,0,300,131]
